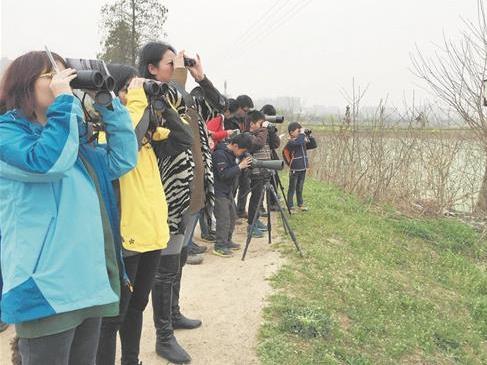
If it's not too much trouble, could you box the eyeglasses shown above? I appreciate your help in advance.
[38,71,55,79]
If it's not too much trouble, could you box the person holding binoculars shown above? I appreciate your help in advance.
[285,122,318,212]
[0,51,137,365]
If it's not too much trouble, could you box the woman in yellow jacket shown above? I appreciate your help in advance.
[97,65,172,365]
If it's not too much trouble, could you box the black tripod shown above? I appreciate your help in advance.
[269,148,291,214]
[241,172,303,261]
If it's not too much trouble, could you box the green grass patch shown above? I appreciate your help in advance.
[258,176,487,364]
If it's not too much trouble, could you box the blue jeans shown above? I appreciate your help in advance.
[183,210,201,248]
[198,208,212,236]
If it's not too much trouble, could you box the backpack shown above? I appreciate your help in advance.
[282,146,294,166]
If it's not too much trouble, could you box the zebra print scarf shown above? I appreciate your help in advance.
[196,112,215,210]
[158,85,194,234]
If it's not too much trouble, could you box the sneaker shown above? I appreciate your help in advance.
[298,206,309,212]
[187,253,204,265]
[201,232,216,242]
[189,241,207,255]
[213,246,234,257]
[259,208,269,217]
[255,220,268,232]
[247,225,264,238]
[227,241,241,251]
[289,207,297,214]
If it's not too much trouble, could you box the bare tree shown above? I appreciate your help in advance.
[412,0,487,212]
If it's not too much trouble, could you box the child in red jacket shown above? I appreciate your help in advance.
[207,98,240,149]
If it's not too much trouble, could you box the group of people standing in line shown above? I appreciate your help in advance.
[0,40,317,365]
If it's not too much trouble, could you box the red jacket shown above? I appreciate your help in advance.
[207,114,229,148]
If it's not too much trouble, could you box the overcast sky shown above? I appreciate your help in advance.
[0,0,479,108]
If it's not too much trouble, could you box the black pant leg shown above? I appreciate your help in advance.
[120,250,162,364]
[247,176,264,225]
[236,170,250,215]
[97,255,140,365]
[287,171,298,208]
[296,171,306,207]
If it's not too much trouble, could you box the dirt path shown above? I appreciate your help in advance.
[0,219,283,364]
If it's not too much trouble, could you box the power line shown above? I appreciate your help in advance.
[237,0,314,57]
[233,0,283,45]
[227,0,298,58]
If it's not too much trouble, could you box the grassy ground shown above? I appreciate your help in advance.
[258,176,487,364]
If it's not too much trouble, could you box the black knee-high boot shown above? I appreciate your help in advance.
[152,254,191,364]
[172,246,202,330]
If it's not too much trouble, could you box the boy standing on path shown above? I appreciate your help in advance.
[212,134,253,257]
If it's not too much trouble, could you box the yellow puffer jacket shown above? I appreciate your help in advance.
[118,88,170,252]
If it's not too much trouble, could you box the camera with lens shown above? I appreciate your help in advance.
[240,151,284,171]
[264,115,285,124]
[250,158,284,171]
[65,58,116,106]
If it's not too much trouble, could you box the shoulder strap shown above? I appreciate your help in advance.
[134,108,151,150]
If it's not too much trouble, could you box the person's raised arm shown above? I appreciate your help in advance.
[0,69,81,182]
[187,54,226,113]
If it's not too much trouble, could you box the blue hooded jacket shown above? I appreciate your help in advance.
[78,98,138,285]
[0,94,135,324]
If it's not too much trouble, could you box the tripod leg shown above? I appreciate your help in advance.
[269,186,303,257]
[274,172,292,214]
[242,186,267,261]
[265,184,272,244]
[272,173,288,234]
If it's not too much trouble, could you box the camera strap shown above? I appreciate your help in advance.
[134,108,151,151]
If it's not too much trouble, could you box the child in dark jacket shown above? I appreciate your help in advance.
[285,122,317,211]
[212,133,253,257]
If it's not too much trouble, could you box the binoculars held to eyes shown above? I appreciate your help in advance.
[65,58,116,106]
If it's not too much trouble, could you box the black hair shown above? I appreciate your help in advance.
[138,41,176,79]
[288,122,302,133]
[227,98,239,113]
[236,94,254,109]
[248,110,265,124]
[229,132,253,149]
[107,64,138,95]
[260,104,276,116]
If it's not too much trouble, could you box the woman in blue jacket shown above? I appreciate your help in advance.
[0,51,137,365]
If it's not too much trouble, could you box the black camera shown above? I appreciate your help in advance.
[251,158,284,171]
[264,115,284,123]
[184,57,196,68]
[65,58,116,106]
